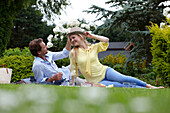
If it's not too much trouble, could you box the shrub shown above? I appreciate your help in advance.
[147,19,170,86]
[2,47,32,57]
[100,53,127,69]
[0,55,34,83]
[100,53,147,76]
[55,58,70,68]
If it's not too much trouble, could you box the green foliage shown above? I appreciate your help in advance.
[37,0,70,21]
[8,5,55,48]
[100,53,127,69]
[147,19,170,86]
[2,47,32,57]
[55,58,70,68]
[0,0,36,57]
[0,0,70,56]
[0,55,34,83]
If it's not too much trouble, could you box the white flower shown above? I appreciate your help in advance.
[160,22,165,28]
[53,35,58,41]
[53,25,65,34]
[81,24,86,28]
[47,34,53,42]
[81,24,90,30]
[72,20,80,27]
[67,20,74,27]
[62,28,68,34]
[47,42,53,48]
[167,14,170,19]
[163,7,170,16]
[60,35,64,41]
[67,19,80,27]
[53,27,58,34]
[58,20,66,26]
[66,28,71,34]
[67,23,71,28]
[84,24,90,30]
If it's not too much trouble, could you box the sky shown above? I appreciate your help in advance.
[46,0,170,26]
[52,0,115,26]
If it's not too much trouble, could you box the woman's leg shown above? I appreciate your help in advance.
[98,80,146,88]
[104,67,147,87]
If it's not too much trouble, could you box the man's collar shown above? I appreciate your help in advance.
[35,54,50,62]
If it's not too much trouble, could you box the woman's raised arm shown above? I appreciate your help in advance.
[85,32,109,43]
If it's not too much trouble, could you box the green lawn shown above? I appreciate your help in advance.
[0,84,169,113]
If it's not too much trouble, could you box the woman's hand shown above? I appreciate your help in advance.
[85,32,109,42]
[65,33,71,51]
[85,32,93,38]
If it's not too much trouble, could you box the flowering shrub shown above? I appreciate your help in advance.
[100,53,147,77]
[46,19,97,51]
[101,53,127,68]
[147,7,170,86]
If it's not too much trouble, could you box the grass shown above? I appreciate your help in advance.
[0,84,169,113]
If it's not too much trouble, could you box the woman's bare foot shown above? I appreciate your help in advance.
[146,84,164,89]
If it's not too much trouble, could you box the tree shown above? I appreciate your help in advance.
[86,0,170,66]
[0,0,70,56]
[8,5,55,48]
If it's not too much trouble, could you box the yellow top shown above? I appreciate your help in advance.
[69,42,109,83]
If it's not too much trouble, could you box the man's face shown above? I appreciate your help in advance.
[39,42,48,56]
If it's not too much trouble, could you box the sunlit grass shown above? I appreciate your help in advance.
[0,84,169,113]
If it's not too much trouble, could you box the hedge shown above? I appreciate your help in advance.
[147,20,170,86]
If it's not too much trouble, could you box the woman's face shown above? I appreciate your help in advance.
[69,34,82,46]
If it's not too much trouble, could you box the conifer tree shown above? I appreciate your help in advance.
[8,6,54,48]
[86,0,169,66]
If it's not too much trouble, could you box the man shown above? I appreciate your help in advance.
[29,38,71,85]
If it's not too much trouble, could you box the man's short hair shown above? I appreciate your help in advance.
[29,38,43,56]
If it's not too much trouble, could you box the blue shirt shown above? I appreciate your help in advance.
[32,48,70,83]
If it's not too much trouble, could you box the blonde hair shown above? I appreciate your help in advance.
[73,34,90,60]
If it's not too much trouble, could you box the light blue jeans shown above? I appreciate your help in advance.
[98,67,147,88]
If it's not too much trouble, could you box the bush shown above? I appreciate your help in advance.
[100,53,147,76]
[147,19,170,86]
[100,53,127,70]
[55,57,70,68]
[2,47,32,57]
[0,55,34,83]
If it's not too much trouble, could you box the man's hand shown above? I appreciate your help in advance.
[52,72,63,81]
[46,72,63,82]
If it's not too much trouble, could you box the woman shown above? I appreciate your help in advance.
[68,27,164,89]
